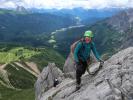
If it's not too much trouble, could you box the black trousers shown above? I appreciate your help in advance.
[76,61,88,85]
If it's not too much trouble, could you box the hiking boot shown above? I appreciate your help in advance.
[76,84,81,91]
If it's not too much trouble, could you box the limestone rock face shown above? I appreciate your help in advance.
[36,47,133,100]
[63,54,76,79]
[35,63,64,100]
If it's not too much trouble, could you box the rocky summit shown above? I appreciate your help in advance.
[35,47,133,100]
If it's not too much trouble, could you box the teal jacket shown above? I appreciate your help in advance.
[74,41,101,63]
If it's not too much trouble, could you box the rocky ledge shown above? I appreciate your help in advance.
[35,47,133,100]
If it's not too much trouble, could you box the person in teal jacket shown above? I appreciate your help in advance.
[74,30,104,90]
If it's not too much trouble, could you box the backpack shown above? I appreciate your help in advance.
[70,38,84,54]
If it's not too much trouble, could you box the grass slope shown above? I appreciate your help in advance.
[0,43,65,100]
[0,84,34,100]
[0,43,65,69]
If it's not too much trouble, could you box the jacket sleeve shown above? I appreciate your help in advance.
[91,42,101,61]
[74,42,82,63]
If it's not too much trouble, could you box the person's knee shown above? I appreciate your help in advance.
[82,62,88,74]
[76,71,81,79]
[82,69,86,74]
[83,66,87,74]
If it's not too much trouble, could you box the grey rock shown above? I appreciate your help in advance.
[63,53,76,79]
[36,47,133,100]
[35,63,64,100]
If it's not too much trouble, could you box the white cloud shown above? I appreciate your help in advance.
[0,1,16,8]
[0,0,133,9]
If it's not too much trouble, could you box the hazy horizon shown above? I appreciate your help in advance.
[0,0,133,9]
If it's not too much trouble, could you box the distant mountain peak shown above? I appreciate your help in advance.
[16,6,27,13]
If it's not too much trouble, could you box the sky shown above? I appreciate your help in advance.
[0,0,133,9]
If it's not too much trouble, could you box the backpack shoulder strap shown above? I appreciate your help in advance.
[79,39,84,50]
[90,41,93,49]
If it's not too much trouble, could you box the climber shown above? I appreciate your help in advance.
[74,30,104,90]
[53,78,59,87]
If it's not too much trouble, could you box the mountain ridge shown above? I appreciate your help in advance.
[35,47,133,100]
[54,8,133,57]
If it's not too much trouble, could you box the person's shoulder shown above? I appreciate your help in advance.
[91,41,95,44]
[90,41,95,47]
